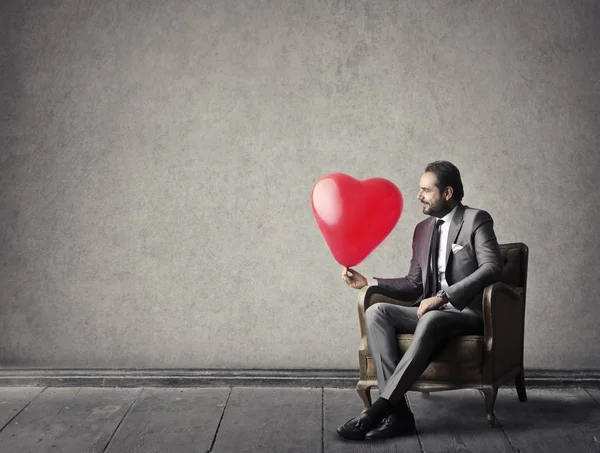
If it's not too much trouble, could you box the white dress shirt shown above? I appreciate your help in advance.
[367,205,458,309]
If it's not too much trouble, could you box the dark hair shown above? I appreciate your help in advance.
[424,160,464,202]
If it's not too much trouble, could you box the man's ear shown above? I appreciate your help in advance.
[444,186,454,201]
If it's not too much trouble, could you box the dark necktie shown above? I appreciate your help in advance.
[429,219,445,297]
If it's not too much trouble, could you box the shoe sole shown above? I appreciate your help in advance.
[335,428,366,441]
[364,426,416,440]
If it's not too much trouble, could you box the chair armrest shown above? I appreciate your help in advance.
[358,286,414,343]
[482,281,525,380]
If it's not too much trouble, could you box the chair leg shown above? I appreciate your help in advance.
[421,392,430,398]
[515,369,527,402]
[480,386,498,427]
[356,383,373,412]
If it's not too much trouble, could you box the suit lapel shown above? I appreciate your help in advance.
[445,204,465,265]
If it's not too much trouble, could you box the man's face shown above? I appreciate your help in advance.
[417,172,451,217]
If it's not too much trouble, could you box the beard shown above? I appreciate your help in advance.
[421,201,445,217]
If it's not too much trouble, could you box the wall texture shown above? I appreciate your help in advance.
[1,0,599,370]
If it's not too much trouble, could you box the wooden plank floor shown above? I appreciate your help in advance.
[0,386,599,453]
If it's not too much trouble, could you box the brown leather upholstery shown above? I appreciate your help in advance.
[356,243,528,427]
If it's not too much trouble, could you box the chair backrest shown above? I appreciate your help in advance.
[498,242,529,300]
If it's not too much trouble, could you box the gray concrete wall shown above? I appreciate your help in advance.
[1,0,599,370]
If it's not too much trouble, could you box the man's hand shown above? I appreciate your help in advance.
[417,296,445,319]
[342,267,368,290]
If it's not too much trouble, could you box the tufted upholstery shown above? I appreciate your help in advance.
[356,243,528,427]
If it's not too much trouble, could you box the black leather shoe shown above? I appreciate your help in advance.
[336,413,381,441]
[364,412,416,440]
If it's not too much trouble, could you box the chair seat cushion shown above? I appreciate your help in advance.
[398,334,484,362]
[366,334,485,382]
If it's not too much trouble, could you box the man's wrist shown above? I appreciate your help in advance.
[435,290,450,306]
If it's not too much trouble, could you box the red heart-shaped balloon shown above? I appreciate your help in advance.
[311,173,403,267]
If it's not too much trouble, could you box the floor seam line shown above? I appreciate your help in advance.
[495,398,520,453]
[499,421,520,453]
[408,396,426,453]
[207,386,233,453]
[87,388,139,453]
[101,387,143,453]
[0,386,48,435]
[584,388,600,405]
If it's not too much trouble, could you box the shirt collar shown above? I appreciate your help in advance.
[436,205,458,226]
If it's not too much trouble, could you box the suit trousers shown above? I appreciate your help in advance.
[365,302,483,409]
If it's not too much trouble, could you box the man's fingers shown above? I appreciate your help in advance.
[341,267,363,289]
[342,267,357,279]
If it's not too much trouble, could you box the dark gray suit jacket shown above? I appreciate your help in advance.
[374,204,503,315]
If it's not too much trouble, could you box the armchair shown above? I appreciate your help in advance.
[356,242,528,427]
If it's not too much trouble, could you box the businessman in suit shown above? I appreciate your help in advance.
[336,160,503,441]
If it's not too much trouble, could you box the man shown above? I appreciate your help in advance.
[337,160,503,441]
